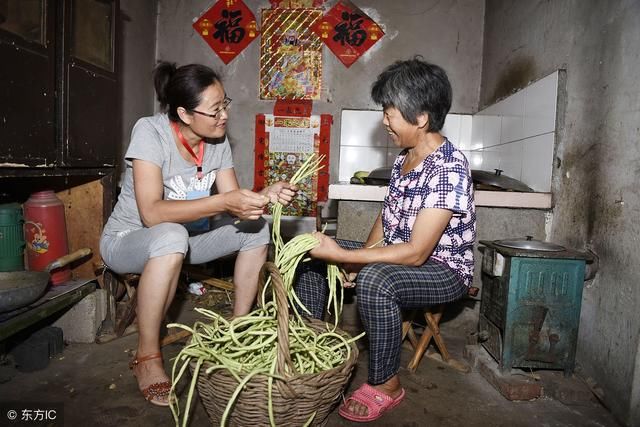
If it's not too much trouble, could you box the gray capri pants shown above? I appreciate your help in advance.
[100,215,270,275]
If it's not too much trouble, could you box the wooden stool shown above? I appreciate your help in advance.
[401,287,479,374]
[111,271,140,337]
[94,265,140,343]
[94,263,236,345]
[402,305,457,372]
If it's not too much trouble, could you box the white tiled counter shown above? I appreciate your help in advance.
[329,184,552,209]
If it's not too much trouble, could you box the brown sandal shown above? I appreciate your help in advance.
[129,352,171,407]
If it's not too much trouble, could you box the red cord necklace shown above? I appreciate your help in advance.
[171,121,205,179]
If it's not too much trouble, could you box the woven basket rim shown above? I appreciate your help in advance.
[185,262,360,426]
[189,325,359,381]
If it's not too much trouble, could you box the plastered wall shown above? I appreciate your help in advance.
[119,4,640,424]
[480,1,640,424]
[118,0,158,179]
[153,0,484,189]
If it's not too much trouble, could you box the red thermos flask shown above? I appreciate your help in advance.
[24,190,71,285]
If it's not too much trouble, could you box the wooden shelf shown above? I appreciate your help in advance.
[0,279,97,342]
[0,166,114,179]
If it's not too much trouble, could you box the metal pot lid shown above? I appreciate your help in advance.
[471,169,533,192]
[362,167,392,185]
[368,166,392,180]
[494,236,565,252]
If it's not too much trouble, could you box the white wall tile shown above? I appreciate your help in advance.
[476,141,523,180]
[338,78,558,192]
[386,148,402,167]
[340,110,387,147]
[524,72,558,136]
[478,100,503,116]
[460,150,483,169]
[521,133,555,192]
[500,90,525,143]
[456,71,558,192]
[480,148,501,172]
[458,115,473,150]
[482,115,502,148]
[470,152,484,169]
[441,114,461,147]
[470,114,484,150]
[495,141,524,180]
[338,146,387,182]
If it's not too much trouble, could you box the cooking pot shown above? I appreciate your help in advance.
[494,236,564,252]
[0,248,91,313]
[471,169,533,192]
[362,166,392,185]
[356,167,533,192]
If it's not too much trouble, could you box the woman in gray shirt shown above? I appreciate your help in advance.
[100,62,296,406]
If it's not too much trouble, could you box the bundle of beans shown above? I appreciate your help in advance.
[262,231,343,329]
[267,153,344,328]
[269,152,325,257]
[169,154,363,427]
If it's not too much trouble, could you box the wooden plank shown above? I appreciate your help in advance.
[56,180,104,279]
[101,173,115,226]
[0,281,96,342]
[115,288,137,337]
[161,330,192,347]
[0,167,113,178]
[201,277,234,291]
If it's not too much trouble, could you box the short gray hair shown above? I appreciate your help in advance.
[371,57,451,132]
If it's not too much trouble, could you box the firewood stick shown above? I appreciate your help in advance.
[160,329,192,347]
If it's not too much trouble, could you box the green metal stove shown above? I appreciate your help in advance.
[479,237,591,376]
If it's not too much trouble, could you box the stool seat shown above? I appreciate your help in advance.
[401,286,479,373]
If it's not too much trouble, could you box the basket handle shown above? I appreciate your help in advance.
[258,262,296,377]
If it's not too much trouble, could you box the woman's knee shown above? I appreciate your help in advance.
[237,217,270,250]
[148,223,189,257]
[357,263,393,298]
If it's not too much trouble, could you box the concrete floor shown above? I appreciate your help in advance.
[0,294,622,427]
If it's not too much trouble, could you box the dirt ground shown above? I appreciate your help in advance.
[0,290,622,427]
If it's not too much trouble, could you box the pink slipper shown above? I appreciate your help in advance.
[339,383,406,422]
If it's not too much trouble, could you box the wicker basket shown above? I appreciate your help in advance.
[191,262,358,426]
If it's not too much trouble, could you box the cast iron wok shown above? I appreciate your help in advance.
[0,248,91,313]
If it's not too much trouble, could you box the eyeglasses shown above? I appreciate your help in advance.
[191,96,232,120]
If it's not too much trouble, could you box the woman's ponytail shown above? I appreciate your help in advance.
[153,61,177,110]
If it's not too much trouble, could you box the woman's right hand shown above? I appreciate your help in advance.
[340,263,363,288]
[340,269,358,288]
[223,189,270,220]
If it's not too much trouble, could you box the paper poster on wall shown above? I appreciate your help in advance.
[259,8,323,100]
[254,113,331,216]
[270,0,325,7]
[193,0,259,64]
[312,0,384,68]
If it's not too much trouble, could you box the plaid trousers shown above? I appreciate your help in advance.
[294,239,466,385]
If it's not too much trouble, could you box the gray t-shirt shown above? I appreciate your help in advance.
[103,113,233,236]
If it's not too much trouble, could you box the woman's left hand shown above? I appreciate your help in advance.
[309,231,344,262]
[263,182,298,206]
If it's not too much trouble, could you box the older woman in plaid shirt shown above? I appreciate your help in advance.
[295,57,476,422]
